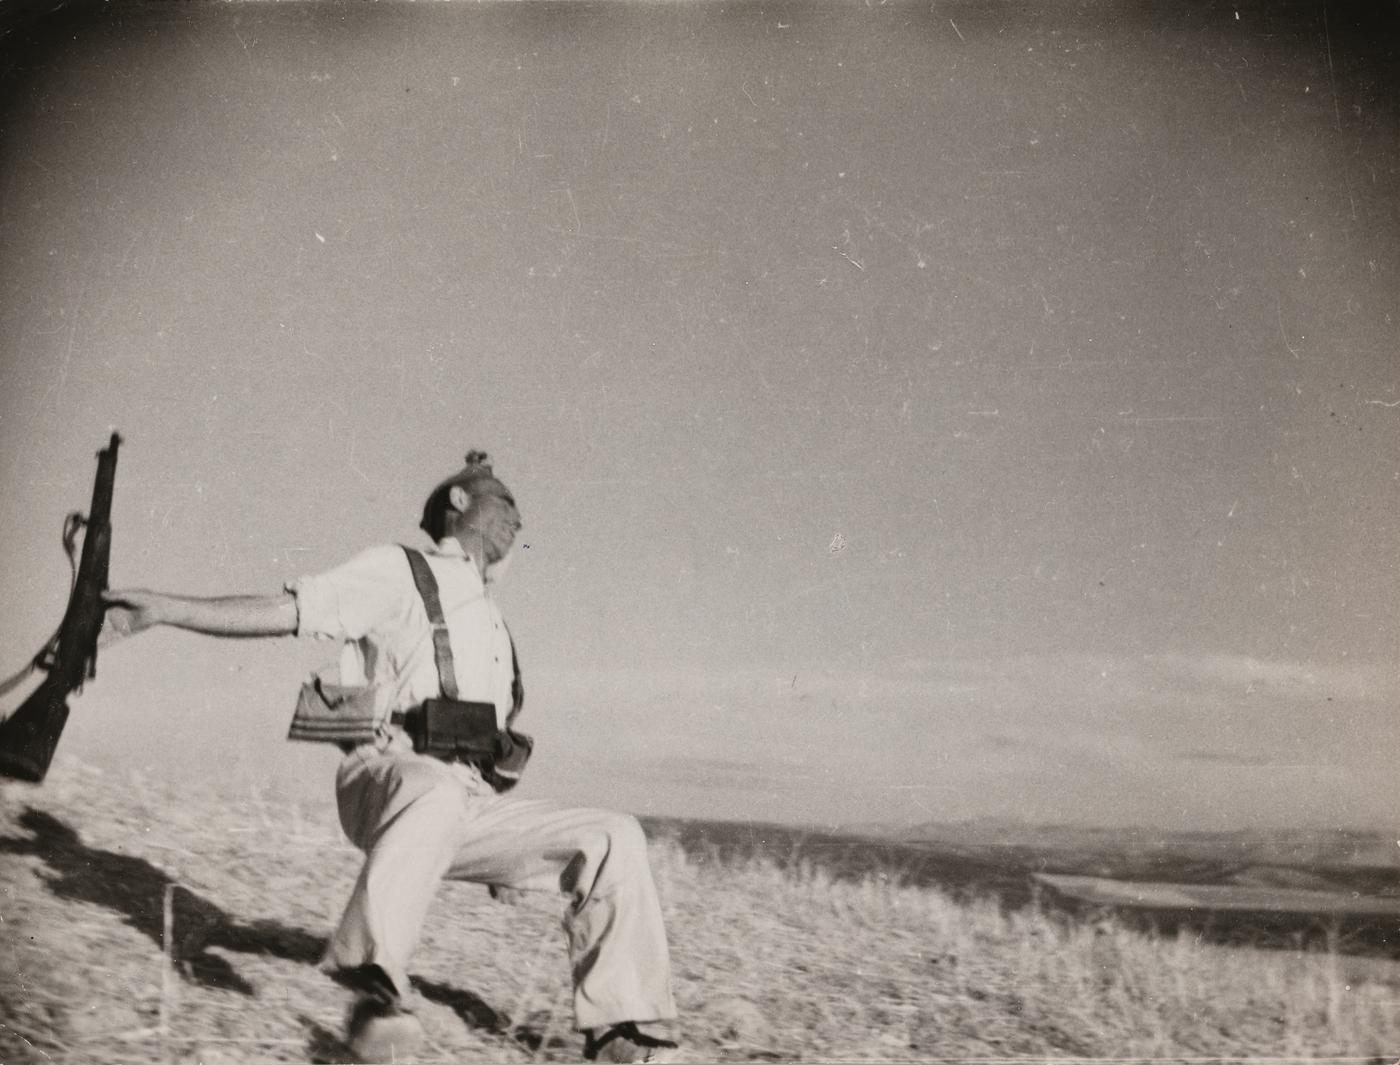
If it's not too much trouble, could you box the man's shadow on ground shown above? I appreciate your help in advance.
[1,807,324,995]
[0,806,533,1052]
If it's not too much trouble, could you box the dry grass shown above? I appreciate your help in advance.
[3,758,1398,1064]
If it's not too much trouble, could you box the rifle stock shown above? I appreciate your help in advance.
[0,433,121,782]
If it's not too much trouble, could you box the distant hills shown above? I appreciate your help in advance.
[648,816,1400,892]
[642,815,1400,954]
[891,819,1400,874]
[887,819,1400,892]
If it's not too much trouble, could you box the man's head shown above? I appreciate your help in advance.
[420,451,522,563]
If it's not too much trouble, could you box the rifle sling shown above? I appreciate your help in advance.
[0,511,89,701]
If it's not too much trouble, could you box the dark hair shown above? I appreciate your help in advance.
[419,483,457,543]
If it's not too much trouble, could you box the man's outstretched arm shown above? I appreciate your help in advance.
[102,589,297,638]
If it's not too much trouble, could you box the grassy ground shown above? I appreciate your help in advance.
[3,759,1399,1064]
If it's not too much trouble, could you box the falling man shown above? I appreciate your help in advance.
[104,451,682,1064]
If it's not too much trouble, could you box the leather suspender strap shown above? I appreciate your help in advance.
[506,629,524,728]
[403,547,460,700]
[402,545,525,724]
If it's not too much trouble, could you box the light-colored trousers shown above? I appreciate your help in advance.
[321,745,677,1031]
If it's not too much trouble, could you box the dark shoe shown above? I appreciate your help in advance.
[334,963,400,1002]
[346,995,424,1063]
[583,1021,680,1063]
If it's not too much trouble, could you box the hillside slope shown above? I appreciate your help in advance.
[3,759,1399,1063]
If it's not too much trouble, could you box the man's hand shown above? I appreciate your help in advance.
[101,589,171,639]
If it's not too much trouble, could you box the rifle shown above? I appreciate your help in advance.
[0,432,121,782]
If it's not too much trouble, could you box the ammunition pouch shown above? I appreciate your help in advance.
[400,698,533,792]
[288,677,379,746]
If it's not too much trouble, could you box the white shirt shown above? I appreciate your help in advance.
[287,538,516,730]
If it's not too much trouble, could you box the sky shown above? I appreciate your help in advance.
[1,0,1396,833]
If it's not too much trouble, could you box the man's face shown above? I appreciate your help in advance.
[462,492,522,564]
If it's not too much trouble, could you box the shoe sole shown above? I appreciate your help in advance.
[589,1041,684,1064]
[348,1012,425,1063]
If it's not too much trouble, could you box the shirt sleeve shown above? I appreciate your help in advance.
[285,544,409,641]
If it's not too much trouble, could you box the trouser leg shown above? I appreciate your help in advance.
[442,796,677,1031]
[324,749,676,1031]
[323,749,476,998]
